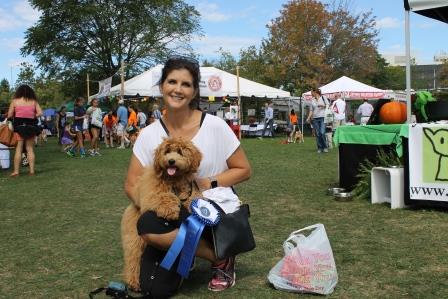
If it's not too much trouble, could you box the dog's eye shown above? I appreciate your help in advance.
[177,149,183,155]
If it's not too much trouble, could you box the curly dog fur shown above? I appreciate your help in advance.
[121,137,202,290]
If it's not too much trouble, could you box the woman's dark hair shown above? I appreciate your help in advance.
[14,84,37,101]
[59,106,66,113]
[159,56,201,109]
[291,109,295,115]
[74,97,85,106]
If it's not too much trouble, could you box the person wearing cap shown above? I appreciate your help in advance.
[116,99,129,149]
[357,99,374,125]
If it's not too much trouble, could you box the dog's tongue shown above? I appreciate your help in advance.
[167,167,177,176]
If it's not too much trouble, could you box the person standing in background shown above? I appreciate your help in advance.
[67,97,87,157]
[116,99,128,149]
[288,109,298,143]
[7,84,42,176]
[55,106,67,151]
[259,102,274,139]
[86,98,103,156]
[152,103,162,120]
[357,99,374,125]
[137,108,147,129]
[306,89,329,153]
[331,96,346,129]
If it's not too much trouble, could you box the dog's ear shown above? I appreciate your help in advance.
[185,142,202,172]
[153,139,168,175]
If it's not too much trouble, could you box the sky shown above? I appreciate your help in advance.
[0,0,447,84]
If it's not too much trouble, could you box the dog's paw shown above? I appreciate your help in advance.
[155,204,180,221]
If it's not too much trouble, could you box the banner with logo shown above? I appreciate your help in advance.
[97,76,113,97]
[409,123,448,201]
[200,72,223,96]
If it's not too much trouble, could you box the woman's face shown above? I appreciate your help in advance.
[160,68,197,111]
[92,99,98,106]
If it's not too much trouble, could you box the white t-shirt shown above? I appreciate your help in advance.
[133,113,240,178]
[357,102,374,117]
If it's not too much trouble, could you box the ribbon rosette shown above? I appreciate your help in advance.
[160,198,221,278]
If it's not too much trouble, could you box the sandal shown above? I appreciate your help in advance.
[10,173,19,177]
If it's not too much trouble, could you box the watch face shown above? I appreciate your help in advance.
[211,180,218,188]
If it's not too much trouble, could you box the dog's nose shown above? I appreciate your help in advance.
[168,159,175,165]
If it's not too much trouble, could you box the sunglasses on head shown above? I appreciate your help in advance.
[166,55,200,69]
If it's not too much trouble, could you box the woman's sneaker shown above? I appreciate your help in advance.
[208,257,235,292]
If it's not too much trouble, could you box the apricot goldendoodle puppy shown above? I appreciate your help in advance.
[121,137,202,290]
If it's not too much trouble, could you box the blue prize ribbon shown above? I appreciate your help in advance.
[177,216,206,278]
[160,221,188,271]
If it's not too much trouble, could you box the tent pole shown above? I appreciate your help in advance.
[301,97,304,143]
[237,66,241,139]
[405,9,412,123]
[86,73,90,102]
[120,61,125,100]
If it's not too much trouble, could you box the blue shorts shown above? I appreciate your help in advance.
[73,124,85,132]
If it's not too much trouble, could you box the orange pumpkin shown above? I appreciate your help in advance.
[379,101,407,124]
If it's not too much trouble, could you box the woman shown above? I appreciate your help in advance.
[55,106,67,151]
[124,57,251,296]
[68,97,87,157]
[86,98,103,156]
[7,84,42,176]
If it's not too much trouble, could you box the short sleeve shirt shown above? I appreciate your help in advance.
[133,113,240,178]
[73,106,86,126]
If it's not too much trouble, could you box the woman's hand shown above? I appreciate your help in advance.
[195,177,210,191]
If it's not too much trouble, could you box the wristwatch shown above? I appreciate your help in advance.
[209,176,218,189]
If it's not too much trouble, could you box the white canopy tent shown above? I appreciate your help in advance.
[90,65,290,99]
[404,0,448,122]
[302,76,385,101]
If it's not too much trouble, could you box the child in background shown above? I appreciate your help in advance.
[61,123,76,152]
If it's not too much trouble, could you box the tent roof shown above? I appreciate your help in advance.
[302,76,385,100]
[90,65,290,99]
[404,0,448,23]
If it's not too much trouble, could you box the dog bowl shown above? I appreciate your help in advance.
[327,187,345,196]
[334,192,353,202]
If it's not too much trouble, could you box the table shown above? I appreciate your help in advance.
[333,124,403,191]
[241,124,277,137]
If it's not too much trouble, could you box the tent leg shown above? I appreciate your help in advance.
[405,9,412,123]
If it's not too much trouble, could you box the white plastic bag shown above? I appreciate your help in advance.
[267,224,338,295]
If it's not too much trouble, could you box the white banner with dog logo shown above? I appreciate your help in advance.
[409,123,448,201]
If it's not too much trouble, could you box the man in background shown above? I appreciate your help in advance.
[116,99,128,149]
[259,102,274,139]
[357,99,374,125]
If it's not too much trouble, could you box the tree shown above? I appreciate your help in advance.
[439,59,448,87]
[0,79,11,108]
[22,0,201,80]
[261,0,379,93]
[370,54,405,90]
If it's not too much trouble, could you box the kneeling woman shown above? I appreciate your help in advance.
[124,57,251,297]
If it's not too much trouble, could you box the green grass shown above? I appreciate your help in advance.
[1,137,448,298]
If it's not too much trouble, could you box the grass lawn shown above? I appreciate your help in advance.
[1,137,448,298]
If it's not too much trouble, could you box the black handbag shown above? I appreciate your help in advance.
[210,202,256,260]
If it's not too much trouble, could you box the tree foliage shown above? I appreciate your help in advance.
[439,59,448,87]
[261,0,379,94]
[22,0,201,80]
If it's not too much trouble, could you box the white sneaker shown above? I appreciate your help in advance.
[323,148,329,153]
[105,144,110,148]
[117,145,125,149]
